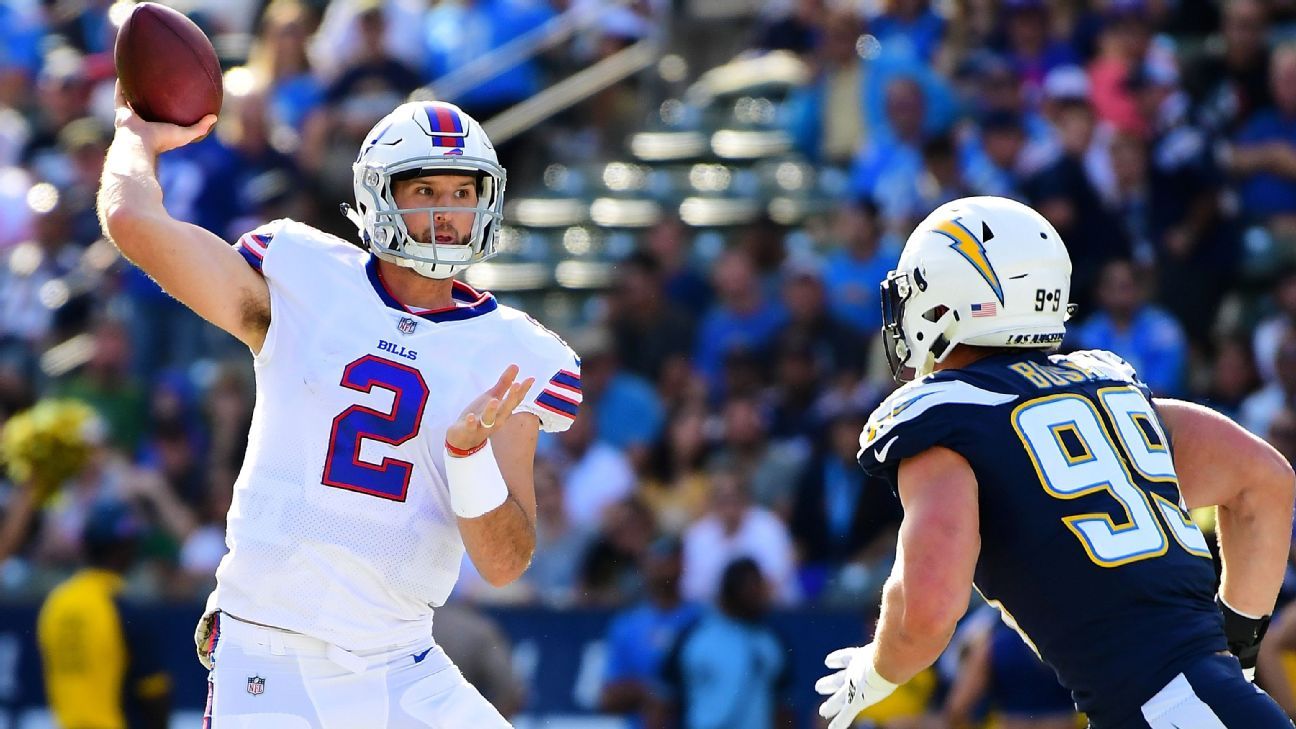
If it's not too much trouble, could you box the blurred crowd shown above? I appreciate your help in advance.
[6,0,1296,723]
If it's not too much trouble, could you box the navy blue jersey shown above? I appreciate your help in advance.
[859,349,1224,724]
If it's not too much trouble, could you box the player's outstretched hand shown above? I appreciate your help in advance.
[816,644,898,729]
[112,81,216,156]
[446,364,535,452]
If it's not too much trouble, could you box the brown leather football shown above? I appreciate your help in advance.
[114,2,222,126]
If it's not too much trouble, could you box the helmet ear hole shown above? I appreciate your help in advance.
[922,305,948,323]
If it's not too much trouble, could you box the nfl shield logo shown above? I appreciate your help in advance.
[247,675,265,695]
[398,317,418,335]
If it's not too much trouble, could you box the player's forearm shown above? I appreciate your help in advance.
[871,574,958,685]
[98,131,168,240]
[458,496,535,587]
[1217,464,1294,617]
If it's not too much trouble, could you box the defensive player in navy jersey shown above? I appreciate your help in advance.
[815,196,1295,729]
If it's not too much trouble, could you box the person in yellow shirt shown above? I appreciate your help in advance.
[37,500,170,729]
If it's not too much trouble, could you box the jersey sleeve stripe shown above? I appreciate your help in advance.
[541,388,581,406]
[558,369,580,381]
[537,391,579,417]
[549,371,581,392]
[237,244,265,271]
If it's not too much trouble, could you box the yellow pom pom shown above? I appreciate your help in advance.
[0,399,103,504]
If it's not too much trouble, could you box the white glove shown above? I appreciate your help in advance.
[815,644,898,729]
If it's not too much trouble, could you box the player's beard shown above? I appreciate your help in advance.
[412,226,469,247]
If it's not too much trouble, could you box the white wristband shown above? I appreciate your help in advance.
[444,439,509,519]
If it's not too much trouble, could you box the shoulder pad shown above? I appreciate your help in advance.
[859,378,1015,477]
[1053,350,1149,393]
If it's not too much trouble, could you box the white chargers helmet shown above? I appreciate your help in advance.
[881,196,1074,381]
[343,101,506,279]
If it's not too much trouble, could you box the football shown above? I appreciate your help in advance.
[114,2,222,126]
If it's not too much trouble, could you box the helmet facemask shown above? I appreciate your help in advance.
[880,268,960,383]
[354,158,505,279]
[346,101,508,280]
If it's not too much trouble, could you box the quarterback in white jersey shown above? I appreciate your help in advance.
[99,86,578,727]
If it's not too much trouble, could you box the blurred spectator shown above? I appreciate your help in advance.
[608,250,697,383]
[764,340,825,442]
[1184,0,1271,135]
[25,49,94,182]
[309,0,428,83]
[645,216,710,315]
[782,10,869,166]
[550,403,636,531]
[1227,43,1296,232]
[1000,0,1080,96]
[790,405,902,602]
[221,90,309,241]
[528,458,594,606]
[943,614,1077,729]
[55,117,113,244]
[871,0,946,63]
[850,77,927,229]
[1256,268,1296,383]
[576,327,665,468]
[680,468,799,606]
[37,501,171,729]
[1204,338,1260,421]
[657,558,794,729]
[1023,90,1129,312]
[245,0,325,136]
[1070,259,1187,396]
[641,405,713,535]
[710,395,808,516]
[1088,0,1159,136]
[599,536,702,727]
[820,198,896,338]
[754,0,827,57]
[774,256,868,378]
[1241,326,1296,436]
[0,191,80,345]
[579,495,658,606]
[301,1,422,199]
[693,249,787,394]
[916,132,976,215]
[0,1,44,108]
[963,110,1029,198]
[422,0,556,171]
[1121,64,1238,341]
[51,317,148,454]
[433,601,527,717]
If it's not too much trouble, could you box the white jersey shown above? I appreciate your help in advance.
[207,219,581,651]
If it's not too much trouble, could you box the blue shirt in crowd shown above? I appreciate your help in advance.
[661,611,791,729]
[1069,307,1188,396]
[821,247,897,334]
[1234,109,1296,220]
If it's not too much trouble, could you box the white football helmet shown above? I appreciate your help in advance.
[881,196,1074,381]
[344,101,506,279]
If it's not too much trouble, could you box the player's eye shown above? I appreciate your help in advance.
[454,189,471,199]
[416,186,433,196]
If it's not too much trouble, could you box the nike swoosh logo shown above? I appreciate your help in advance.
[874,435,899,461]
[412,648,432,663]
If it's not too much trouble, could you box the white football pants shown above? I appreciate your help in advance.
[202,612,512,729]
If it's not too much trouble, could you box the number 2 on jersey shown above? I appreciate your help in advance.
[322,355,430,501]
[1012,387,1210,567]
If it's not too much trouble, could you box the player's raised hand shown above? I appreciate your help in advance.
[112,81,216,156]
[446,364,535,453]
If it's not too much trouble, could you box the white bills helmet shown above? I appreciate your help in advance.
[880,196,1074,381]
[344,101,506,279]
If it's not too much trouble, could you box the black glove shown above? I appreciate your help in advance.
[1218,595,1271,681]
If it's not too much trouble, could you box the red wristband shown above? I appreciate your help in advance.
[445,439,487,458]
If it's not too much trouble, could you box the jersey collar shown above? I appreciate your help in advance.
[365,256,497,323]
